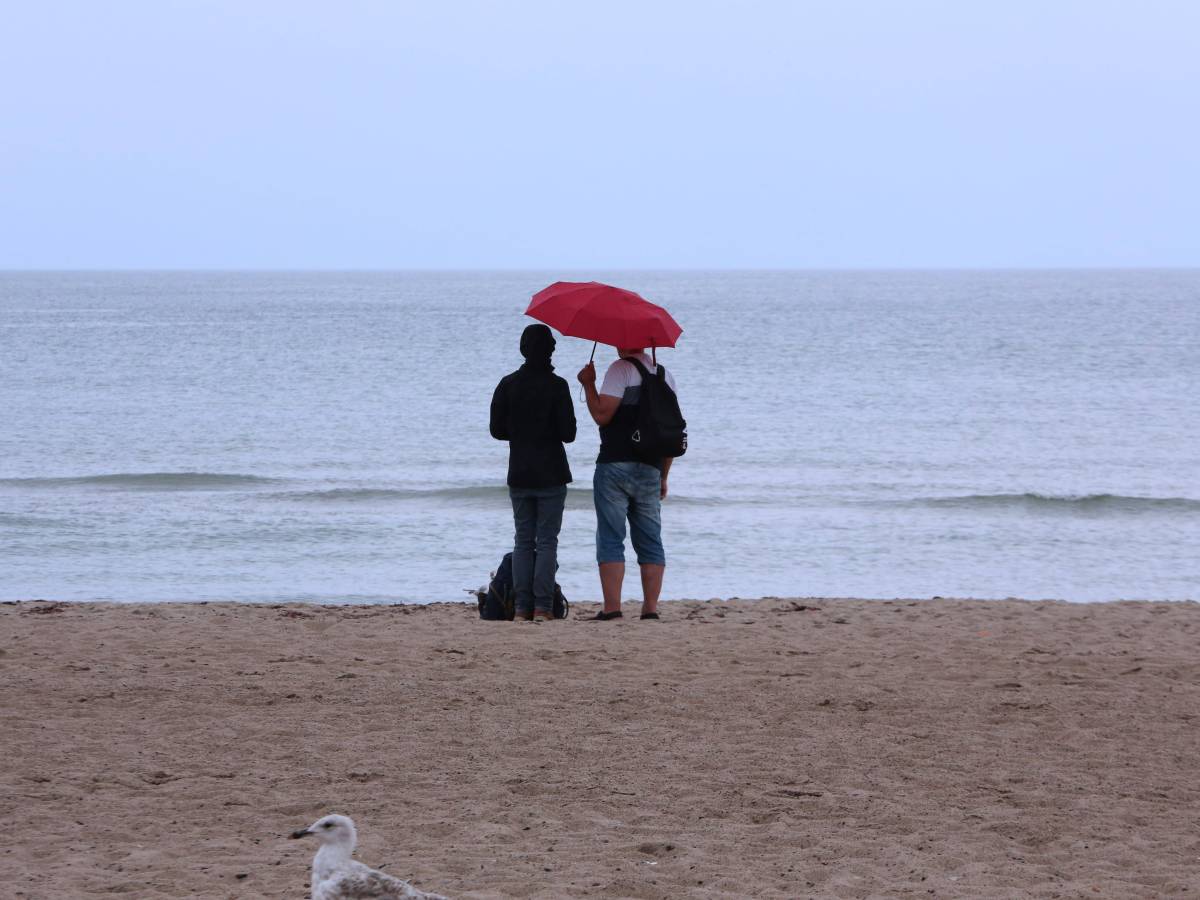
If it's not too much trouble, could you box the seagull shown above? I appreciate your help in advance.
[291,814,450,900]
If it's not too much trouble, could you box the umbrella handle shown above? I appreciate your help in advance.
[579,342,597,402]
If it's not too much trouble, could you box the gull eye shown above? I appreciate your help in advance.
[324,822,335,829]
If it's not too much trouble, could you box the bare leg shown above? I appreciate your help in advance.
[599,562,624,614]
[639,564,664,616]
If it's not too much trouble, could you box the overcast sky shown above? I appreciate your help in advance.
[2,1,1198,268]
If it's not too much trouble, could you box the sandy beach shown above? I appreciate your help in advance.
[2,597,1197,899]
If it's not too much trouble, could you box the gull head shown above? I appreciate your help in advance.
[290,813,357,849]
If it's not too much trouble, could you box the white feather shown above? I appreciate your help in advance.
[294,814,449,900]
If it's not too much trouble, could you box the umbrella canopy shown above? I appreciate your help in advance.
[526,281,682,349]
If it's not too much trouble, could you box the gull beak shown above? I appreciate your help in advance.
[290,828,311,839]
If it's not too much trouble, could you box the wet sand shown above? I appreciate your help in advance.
[2,597,1198,898]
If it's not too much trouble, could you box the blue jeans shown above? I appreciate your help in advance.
[593,462,666,566]
[509,485,567,615]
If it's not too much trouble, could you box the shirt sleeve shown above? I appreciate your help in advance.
[554,377,577,443]
[599,360,632,399]
[489,381,509,440]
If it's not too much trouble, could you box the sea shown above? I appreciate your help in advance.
[2,270,1197,604]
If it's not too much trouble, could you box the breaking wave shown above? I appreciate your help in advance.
[913,493,1200,514]
[271,485,512,503]
[0,513,68,527]
[0,472,280,490]
[269,486,726,507]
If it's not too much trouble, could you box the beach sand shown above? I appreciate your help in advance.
[2,597,1197,899]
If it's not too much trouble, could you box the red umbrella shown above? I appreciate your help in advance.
[526,281,682,361]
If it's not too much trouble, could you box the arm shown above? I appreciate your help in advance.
[577,362,620,426]
[489,382,509,441]
[555,378,577,443]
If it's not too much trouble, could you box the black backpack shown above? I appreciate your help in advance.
[476,552,569,620]
[627,358,687,462]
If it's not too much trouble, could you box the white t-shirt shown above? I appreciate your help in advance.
[599,353,678,400]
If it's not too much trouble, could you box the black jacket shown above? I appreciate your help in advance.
[490,326,576,488]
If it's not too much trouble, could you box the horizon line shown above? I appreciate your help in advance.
[3,265,1200,274]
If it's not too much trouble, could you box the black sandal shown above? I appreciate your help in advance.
[589,610,623,621]
[640,612,660,620]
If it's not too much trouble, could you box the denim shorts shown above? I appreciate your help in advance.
[593,461,665,566]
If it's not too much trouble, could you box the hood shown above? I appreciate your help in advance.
[520,323,556,365]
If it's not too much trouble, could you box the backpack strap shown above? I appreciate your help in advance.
[628,356,670,389]
[627,357,654,381]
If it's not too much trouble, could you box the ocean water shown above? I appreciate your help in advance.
[1,270,1197,604]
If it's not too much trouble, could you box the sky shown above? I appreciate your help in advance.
[2,1,1198,269]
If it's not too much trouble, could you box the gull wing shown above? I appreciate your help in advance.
[326,867,449,900]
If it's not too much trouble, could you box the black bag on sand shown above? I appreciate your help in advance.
[475,552,568,620]
[626,358,687,462]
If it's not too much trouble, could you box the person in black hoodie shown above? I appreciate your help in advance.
[490,324,577,621]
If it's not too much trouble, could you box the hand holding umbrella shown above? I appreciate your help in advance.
[576,354,599,394]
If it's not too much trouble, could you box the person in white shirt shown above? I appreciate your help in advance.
[577,348,676,621]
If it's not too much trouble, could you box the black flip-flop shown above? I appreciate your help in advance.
[640,612,660,620]
[589,610,623,621]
